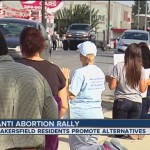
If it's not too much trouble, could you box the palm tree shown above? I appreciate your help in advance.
[54,4,100,36]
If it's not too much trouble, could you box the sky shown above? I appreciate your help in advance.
[118,1,150,7]
[118,1,134,7]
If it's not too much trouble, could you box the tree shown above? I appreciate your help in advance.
[132,0,149,16]
[54,4,100,36]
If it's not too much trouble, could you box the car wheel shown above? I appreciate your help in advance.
[101,47,106,51]
[63,44,68,51]
[70,46,77,51]
[114,49,118,54]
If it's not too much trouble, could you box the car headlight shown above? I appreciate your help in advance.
[118,40,124,46]
[66,33,72,37]
[15,46,21,52]
[67,34,72,37]
[83,33,89,37]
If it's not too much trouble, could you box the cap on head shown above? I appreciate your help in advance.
[77,41,97,57]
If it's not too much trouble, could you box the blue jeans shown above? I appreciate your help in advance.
[140,98,150,119]
[140,86,150,119]
[113,98,142,119]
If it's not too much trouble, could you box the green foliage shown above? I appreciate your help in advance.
[54,4,100,36]
[132,0,149,16]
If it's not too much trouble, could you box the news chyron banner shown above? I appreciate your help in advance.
[0,120,150,135]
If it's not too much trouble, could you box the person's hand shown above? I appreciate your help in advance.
[61,67,70,80]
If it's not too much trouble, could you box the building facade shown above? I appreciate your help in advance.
[62,1,132,46]
[1,1,132,46]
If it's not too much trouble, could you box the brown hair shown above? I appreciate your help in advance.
[124,43,142,88]
[20,27,45,57]
[140,45,150,69]
[0,31,8,55]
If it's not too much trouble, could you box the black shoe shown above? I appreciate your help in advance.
[114,135,124,138]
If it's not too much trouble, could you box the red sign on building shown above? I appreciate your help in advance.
[123,11,128,21]
[20,0,63,13]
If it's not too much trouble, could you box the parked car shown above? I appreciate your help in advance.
[63,23,96,50]
[115,29,150,53]
[0,18,51,61]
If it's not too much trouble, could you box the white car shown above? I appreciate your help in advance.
[115,29,150,53]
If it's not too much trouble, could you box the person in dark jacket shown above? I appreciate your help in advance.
[0,31,58,150]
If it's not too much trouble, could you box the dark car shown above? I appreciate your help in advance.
[0,18,51,61]
[63,23,96,50]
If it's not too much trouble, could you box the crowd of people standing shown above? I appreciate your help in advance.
[0,26,150,150]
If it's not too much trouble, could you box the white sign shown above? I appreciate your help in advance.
[114,54,124,65]
[108,54,124,74]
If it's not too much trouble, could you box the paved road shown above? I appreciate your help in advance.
[51,48,114,102]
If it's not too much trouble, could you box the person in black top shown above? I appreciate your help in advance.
[17,27,69,150]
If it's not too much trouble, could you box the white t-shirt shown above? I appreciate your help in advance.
[141,68,150,98]
[69,65,105,119]
[110,62,145,103]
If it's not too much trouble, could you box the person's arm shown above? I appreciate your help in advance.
[68,92,76,99]
[56,34,59,41]
[139,79,148,93]
[58,79,69,118]
[59,68,70,118]
[42,78,58,119]
[139,68,148,93]
[107,75,118,90]
[147,78,150,85]
[106,64,118,90]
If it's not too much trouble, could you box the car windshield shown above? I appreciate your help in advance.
[0,22,35,37]
[121,32,148,41]
[69,25,90,30]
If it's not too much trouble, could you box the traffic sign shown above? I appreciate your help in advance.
[106,24,112,27]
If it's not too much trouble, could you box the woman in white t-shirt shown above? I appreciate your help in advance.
[106,43,149,140]
[62,41,106,150]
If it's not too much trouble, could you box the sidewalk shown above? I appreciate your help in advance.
[58,108,150,150]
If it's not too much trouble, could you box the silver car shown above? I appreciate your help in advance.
[0,18,51,61]
[115,29,150,53]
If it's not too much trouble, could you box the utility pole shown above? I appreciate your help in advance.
[89,0,92,25]
[107,0,110,45]
[144,1,147,31]
[137,1,140,29]
[42,0,46,28]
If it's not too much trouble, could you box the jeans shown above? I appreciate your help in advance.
[113,98,142,119]
[140,98,150,119]
[52,40,57,50]
[140,86,150,119]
